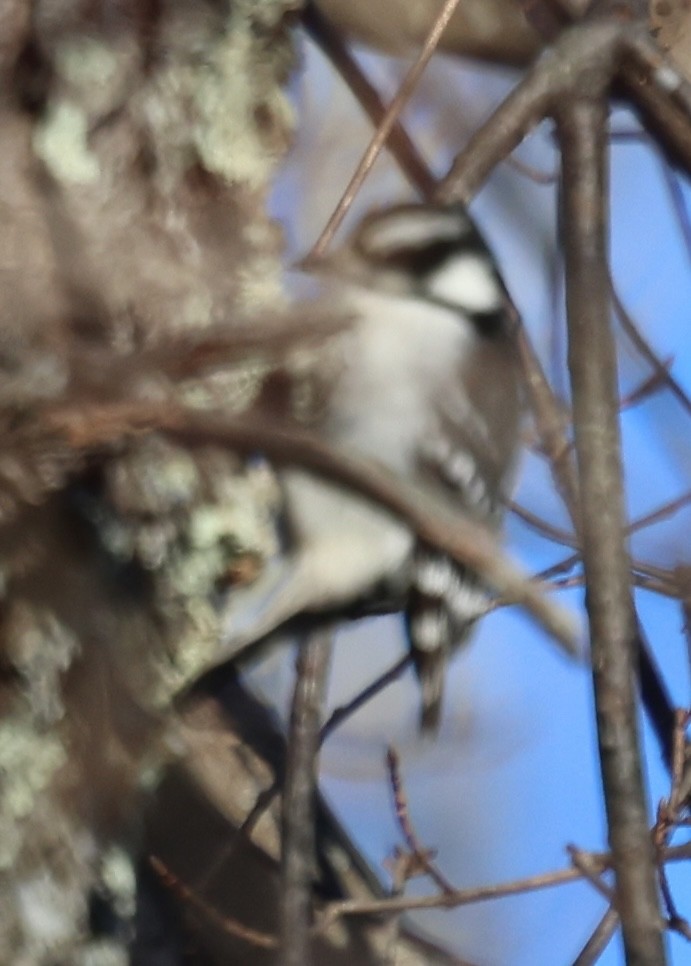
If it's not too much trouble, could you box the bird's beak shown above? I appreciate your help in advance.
[291,251,334,275]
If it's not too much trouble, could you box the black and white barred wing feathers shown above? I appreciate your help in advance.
[407,338,521,730]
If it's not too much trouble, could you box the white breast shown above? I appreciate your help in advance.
[328,285,476,473]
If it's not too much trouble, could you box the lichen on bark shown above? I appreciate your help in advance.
[0,0,299,960]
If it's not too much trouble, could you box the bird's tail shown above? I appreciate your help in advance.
[406,546,486,733]
[412,643,447,733]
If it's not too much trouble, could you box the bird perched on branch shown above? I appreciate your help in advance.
[218,201,524,731]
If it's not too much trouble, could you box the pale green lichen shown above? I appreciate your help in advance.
[106,438,202,516]
[141,466,282,705]
[14,870,83,954]
[190,479,278,556]
[236,202,288,311]
[54,37,119,94]
[52,33,140,129]
[3,2,298,960]
[180,362,271,413]
[179,290,216,331]
[237,255,286,311]
[191,24,294,190]
[136,9,294,195]
[149,599,220,705]
[130,2,292,311]
[160,470,280,602]
[99,846,136,920]
[233,0,301,30]
[0,724,66,868]
[76,941,128,966]
[8,603,80,725]
[33,102,100,184]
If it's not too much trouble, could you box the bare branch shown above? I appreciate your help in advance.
[280,628,333,965]
[652,709,691,935]
[150,856,278,949]
[437,20,626,204]
[525,0,691,174]
[626,30,691,125]
[317,842,691,930]
[318,862,595,924]
[559,93,666,962]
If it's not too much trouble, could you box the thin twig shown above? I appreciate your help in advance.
[658,161,691,267]
[308,0,462,258]
[317,842,685,928]
[509,500,577,547]
[316,842,691,929]
[612,285,691,417]
[572,907,620,966]
[318,863,593,925]
[386,746,456,895]
[537,554,581,582]
[381,846,408,964]
[619,366,675,410]
[633,573,680,598]
[653,709,691,933]
[567,845,616,903]
[149,855,278,949]
[222,778,281,868]
[679,568,691,705]
[538,490,691,583]
[166,837,691,944]
[302,2,436,199]
[206,654,412,896]
[629,490,691,534]
[543,574,585,592]
[506,153,559,184]
[320,655,411,744]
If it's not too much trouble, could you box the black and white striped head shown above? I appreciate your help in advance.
[321,203,510,338]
